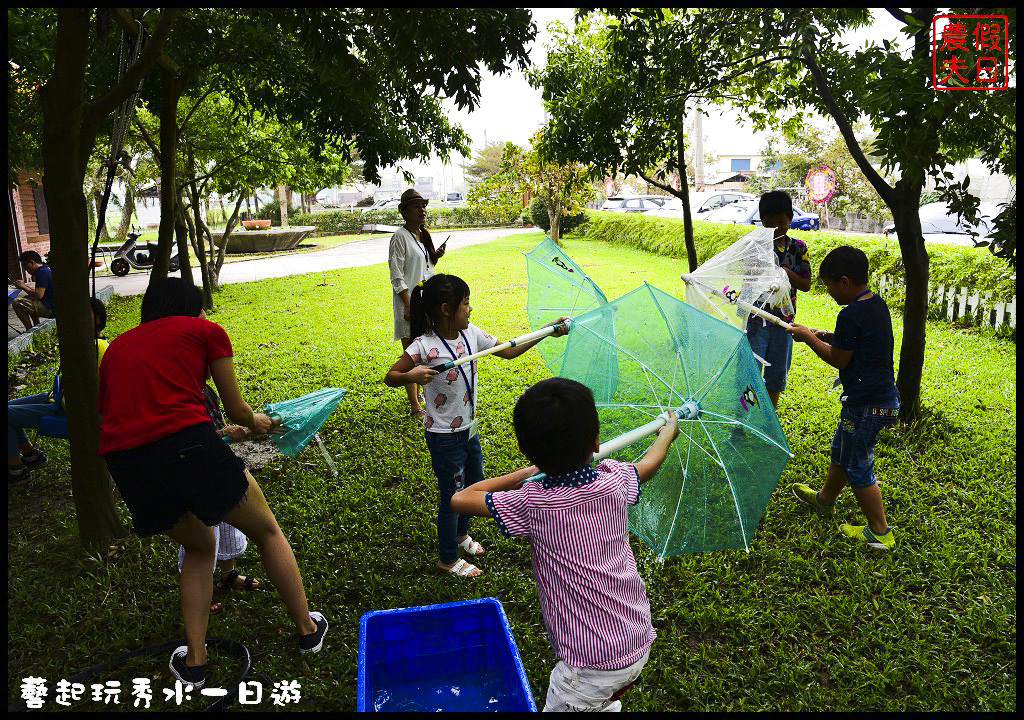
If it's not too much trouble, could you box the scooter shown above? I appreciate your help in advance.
[109,230,180,277]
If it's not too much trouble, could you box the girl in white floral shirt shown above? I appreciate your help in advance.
[385,273,566,578]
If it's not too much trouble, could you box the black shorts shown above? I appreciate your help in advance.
[104,422,249,537]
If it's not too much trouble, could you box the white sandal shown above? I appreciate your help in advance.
[459,536,485,557]
[443,558,481,577]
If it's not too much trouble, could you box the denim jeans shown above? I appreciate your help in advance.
[745,318,793,393]
[424,430,484,564]
[8,392,55,458]
[831,395,901,489]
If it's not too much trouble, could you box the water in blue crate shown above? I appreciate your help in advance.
[359,598,535,712]
[372,668,510,712]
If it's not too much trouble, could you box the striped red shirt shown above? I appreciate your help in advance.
[487,459,656,670]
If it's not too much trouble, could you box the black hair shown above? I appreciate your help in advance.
[819,245,870,285]
[140,277,204,323]
[89,297,107,333]
[759,190,793,220]
[19,250,43,264]
[420,226,440,266]
[513,378,600,475]
[409,273,470,339]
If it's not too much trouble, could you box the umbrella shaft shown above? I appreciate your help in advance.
[431,321,568,371]
[681,275,793,330]
[526,411,675,484]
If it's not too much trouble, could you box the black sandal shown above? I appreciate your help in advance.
[217,568,259,592]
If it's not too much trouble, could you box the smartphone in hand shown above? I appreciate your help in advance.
[438,235,450,253]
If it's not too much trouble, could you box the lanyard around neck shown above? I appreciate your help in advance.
[436,330,474,407]
[855,290,872,301]
[409,228,430,267]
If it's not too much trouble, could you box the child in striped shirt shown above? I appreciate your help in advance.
[452,378,679,712]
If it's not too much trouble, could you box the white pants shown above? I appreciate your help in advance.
[177,522,248,573]
[543,647,651,712]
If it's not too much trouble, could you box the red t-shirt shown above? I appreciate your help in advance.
[99,316,234,455]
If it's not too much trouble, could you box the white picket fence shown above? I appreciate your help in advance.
[876,274,1016,330]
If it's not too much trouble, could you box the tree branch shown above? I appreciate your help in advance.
[639,172,677,197]
[801,49,895,204]
[81,9,179,156]
[885,8,910,24]
[178,87,215,135]
[132,117,160,161]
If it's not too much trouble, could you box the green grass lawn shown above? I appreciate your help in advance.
[7,233,1016,711]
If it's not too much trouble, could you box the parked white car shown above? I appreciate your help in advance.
[645,190,755,218]
[601,195,677,213]
[883,201,1000,247]
[368,198,403,210]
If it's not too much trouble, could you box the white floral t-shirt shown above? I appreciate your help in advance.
[407,324,499,433]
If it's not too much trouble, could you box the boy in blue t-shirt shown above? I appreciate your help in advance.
[747,191,812,410]
[786,246,899,550]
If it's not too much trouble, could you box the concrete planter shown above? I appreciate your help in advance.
[216,226,316,253]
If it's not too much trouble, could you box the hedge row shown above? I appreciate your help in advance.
[576,211,1016,299]
[288,207,522,236]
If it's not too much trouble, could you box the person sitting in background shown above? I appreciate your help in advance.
[8,298,107,485]
[12,251,57,331]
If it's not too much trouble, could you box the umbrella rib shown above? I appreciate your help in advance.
[698,410,793,457]
[692,344,741,402]
[649,286,693,399]
[660,419,696,558]
[696,419,750,552]
[573,321,677,399]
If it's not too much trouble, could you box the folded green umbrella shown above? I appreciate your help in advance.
[265,388,347,474]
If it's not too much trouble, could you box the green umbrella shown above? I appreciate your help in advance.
[524,237,618,401]
[266,388,347,475]
[558,283,792,556]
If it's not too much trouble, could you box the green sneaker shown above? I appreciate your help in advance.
[790,483,834,514]
[840,523,895,551]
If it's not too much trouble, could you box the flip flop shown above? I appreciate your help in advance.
[441,558,481,578]
[459,535,485,557]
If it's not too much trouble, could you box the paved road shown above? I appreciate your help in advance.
[103,226,537,297]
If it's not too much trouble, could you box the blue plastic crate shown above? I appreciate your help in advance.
[358,597,536,712]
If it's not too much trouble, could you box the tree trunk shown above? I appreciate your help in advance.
[174,188,193,286]
[40,8,127,550]
[187,174,214,309]
[278,185,289,227]
[214,195,246,284]
[891,180,928,420]
[153,65,184,279]
[547,202,562,243]
[675,108,698,272]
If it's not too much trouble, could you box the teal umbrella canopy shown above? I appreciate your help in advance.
[559,284,791,557]
[525,237,609,376]
[266,388,347,457]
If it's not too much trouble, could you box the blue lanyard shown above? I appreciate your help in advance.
[437,330,474,407]
[410,228,430,267]
[856,290,872,301]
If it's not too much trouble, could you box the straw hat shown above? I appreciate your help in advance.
[398,188,428,211]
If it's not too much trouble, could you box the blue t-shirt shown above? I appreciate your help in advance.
[34,265,55,311]
[832,294,898,406]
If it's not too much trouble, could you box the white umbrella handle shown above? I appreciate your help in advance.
[525,405,697,484]
[680,274,793,330]
[429,319,571,371]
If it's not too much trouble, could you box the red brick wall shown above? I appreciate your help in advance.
[11,171,51,268]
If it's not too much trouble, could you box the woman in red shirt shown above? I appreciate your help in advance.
[99,278,327,688]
